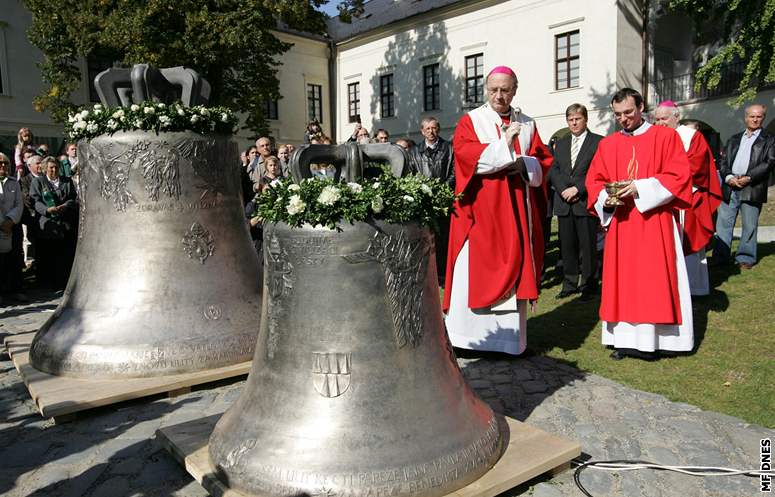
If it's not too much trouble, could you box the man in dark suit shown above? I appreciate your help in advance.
[548,104,603,299]
[713,104,775,269]
[410,116,454,286]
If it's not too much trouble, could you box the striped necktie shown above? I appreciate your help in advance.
[570,135,580,169]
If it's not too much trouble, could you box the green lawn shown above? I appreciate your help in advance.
[757,195,775,226]
[525,226,775,428]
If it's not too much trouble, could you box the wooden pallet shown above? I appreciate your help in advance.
[4,332,251,423]
[157,414,581,497]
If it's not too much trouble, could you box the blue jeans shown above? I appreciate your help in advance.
[714,190,761,265]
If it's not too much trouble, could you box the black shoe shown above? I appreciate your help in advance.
[708,257,730,268]
[659,350,691,358]
[609,349,627,360]
[556,289,578,299]
[610,348,658,361]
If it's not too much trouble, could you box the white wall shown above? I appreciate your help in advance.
[334,0,623,144]
[678,90,775,143]
[0,1,63,149]
[234,30,331,150]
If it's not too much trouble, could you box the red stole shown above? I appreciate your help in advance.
[586,125,692,324]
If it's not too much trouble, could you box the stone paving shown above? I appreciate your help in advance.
[1,293,772,497]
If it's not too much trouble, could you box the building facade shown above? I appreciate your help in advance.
[2,0,774,156]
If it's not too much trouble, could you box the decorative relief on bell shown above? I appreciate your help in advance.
[139,141,182,201]
[220,438,258,471]
[266,233,295,359]
[203,304,223,320]
[179,138,228,200]
[311,352,352,398]
[182,221,215,263]
[84,136,230,214]
[94,142,137,211]
[343,229,430,349]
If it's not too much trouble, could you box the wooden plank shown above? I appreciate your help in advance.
[4,332,251,420]
[157,415,581,497]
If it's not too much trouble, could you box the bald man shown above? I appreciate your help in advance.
[712,104,775,269]
[653,101,721,295]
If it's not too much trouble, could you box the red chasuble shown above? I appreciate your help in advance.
[586,125,692,325]
[682,131,722,254]
[442,113,552,312]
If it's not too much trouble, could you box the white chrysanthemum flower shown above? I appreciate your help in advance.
[177,107,185,116]
[288,184,301,192]
[317,185,341,206]
[107,119,119,130]
[156,102,166,108]
[347,182,363,193]
[130,104,140,111]
[199,108,210,116]
[159,115,171,127]
[93,103,103,110]
[134,119,144,128]
[144,107,155,115]
[221,113,229,122]
[371,195,384,213]
[420,184,433,195]
[86,122,98,133]
[372,181,380,189]
[73,120,87,131]
[68,114,77,123]
[112,109,125,119]
[286,194,306,215]
[79,110,89,119]
[403,195,415,202]
[190,115,200,123]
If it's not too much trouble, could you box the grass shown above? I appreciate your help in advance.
[757,196,775,225]
[525,224,775,428]
[737,185,775,226]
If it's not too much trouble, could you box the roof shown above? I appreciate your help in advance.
[326,0,465,42]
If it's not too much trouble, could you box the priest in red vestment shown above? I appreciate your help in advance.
[586,88,693,360]
[443,66,552,355]
[653,101,722,296]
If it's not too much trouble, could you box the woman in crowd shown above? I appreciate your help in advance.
[14,128,35,179]
[30,156,78,289]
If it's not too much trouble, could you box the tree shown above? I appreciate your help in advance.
[24,0,334,135]
[667,0,775,106]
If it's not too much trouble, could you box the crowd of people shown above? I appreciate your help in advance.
[3,76,773,369]
[440,65,774,363]
[0,128,79,304]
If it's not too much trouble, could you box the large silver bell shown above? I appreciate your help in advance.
[209,208,505,493]
[29,131,262,378]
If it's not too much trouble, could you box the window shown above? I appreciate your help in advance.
[380,74,394,118]
[423,64,440,111]
[263,99,278,120]
[307,84,322,123]
[87,56,114,102]
[0,27,8,95]
[555,30,580,90]
[347,82,360,123]
[464,54,484,106]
